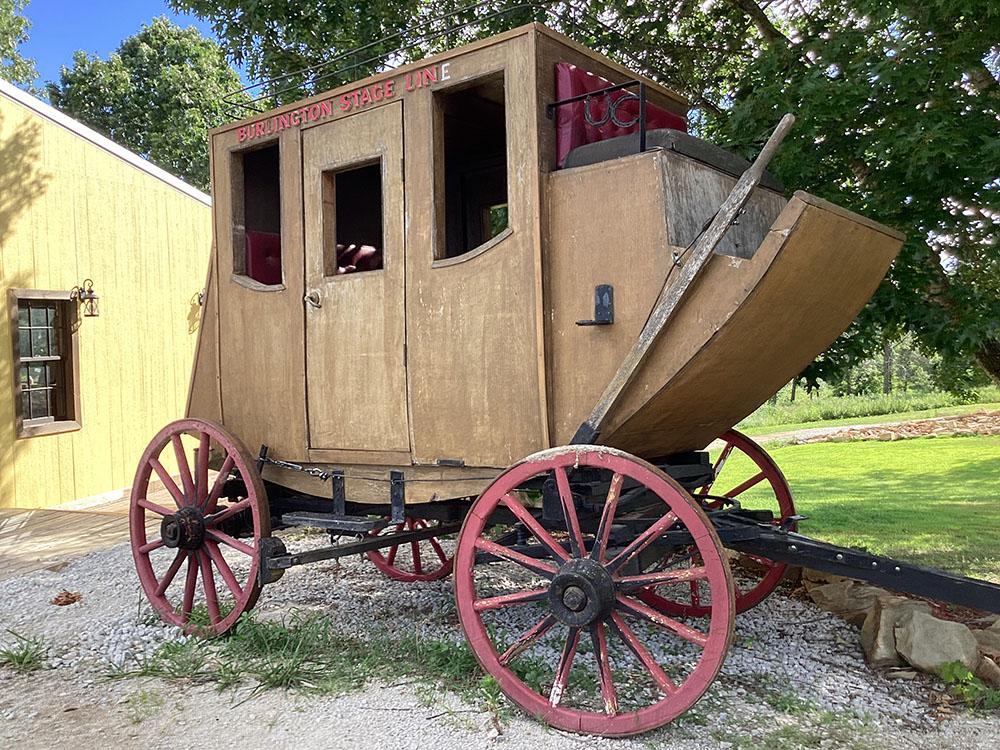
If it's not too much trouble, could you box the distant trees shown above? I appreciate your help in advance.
[48,17,247,190]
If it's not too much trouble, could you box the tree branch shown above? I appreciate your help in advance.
[727,0,791,46]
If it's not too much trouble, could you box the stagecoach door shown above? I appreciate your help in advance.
[301,102,410,456]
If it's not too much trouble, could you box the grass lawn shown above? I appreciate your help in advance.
[740,401,1000,439]
[722,435,1000,583]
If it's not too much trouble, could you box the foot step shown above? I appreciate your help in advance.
[280,512,380,533]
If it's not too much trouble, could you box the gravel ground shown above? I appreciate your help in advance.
[1,532,997,749]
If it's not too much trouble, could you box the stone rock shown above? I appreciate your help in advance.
[972,628,1000,660]
[806,579,884,625]
[989,616,1000,632]
[860,595,932,668]
[974,656,1000,688]
[802,568,849,586]
[894,611,980,674]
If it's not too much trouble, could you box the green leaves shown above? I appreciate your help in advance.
[47,17,248,190]
[0,0,37,86]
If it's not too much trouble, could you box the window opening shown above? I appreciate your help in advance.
[435,73,508,259]
[323,161,385,275]
[233,142,282,284]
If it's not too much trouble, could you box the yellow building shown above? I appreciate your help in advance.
[0,79,212,509]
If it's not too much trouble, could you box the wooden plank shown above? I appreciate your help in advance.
[404,36,547,468]
[302,102,410,454]
[605,195,904,455]
[575,114,795,442]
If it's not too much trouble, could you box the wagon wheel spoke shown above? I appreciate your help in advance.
[590,472,623,563]
[198,550,221,625]
[427,532,449,564]
[590,622,619,715]
[194,431,211,506]
[499,613,557,665]
[171,434,197,506]
[616,565,708,591]
[149,458,186,509]
[723,470,766,499]
[154,549,188,597]
[473,587,548,612]
[137,497,174,517]
[549,627,581,707]
[689,580,701,607]
[205,497,253,527]
[203,455,234,512]
[204,540,243,599]
[474,537,559,579]
[605,511,678,573]
[180,553,199,623]
[698,441,735,496]
[138,538,164,554]
[554,467,586,558]
[615,594,708,647]
[499,494,570,562]
[206,528,256,557]
[607,612,678,696]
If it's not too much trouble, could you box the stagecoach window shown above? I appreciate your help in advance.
[11,291,80,438]
[435,73,508,259]
[231,142,282,285]
[322,160,385,275]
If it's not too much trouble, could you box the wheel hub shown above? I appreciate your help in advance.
[548,558,615,627]
[161,506,206,550]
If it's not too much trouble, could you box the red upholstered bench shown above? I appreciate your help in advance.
[245,230,282,285]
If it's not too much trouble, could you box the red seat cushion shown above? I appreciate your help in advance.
[554,62,688,168]
[245,230,282,285]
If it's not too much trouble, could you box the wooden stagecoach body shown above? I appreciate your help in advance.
[187,23,902,505]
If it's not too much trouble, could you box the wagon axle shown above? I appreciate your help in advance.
[159,506,206,550]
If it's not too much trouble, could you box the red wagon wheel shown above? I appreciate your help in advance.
[129,418,270,637]
[640,429,795,618]
[367,517,455,582]
[454,446,734,736]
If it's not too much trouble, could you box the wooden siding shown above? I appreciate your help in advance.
[0,91,212,509]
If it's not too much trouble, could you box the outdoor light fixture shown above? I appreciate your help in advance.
[73,279,100,317]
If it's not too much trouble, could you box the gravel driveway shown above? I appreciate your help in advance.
[1,532,997,749]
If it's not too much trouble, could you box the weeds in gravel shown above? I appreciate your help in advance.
[939,661,1000,710]
[123,688,166,724]
[0,630,47,673]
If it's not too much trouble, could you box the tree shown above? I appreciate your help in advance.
[170,1,1000,385]
[48,17,247,190]
[0,0,36,86]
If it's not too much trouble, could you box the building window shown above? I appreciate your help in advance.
[322,160,385,275]
[435,72,509,259]
[231,142,282,286]
[11,290,80,437]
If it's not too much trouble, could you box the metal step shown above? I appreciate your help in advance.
[280,512,380,533]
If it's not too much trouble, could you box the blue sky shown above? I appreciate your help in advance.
[20,0,225,87]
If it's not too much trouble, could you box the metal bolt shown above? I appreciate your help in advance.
[562,586,587,612]
[789,544,797,551]
[894,566,901,573]
[836,554,844,561]
[872,562,878,568]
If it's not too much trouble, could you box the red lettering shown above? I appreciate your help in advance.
[340,94,351,112]
[372,83,383,102]
[237,126,248,142]
[359,88,372,106]
[405,72,415,91]
[384,79,395,98]
[254,122,265,138]
[290,110,301,125]
[320,99,333,117]
[277,113,290,130]
[309,104,321,121]
[423,67,437,84]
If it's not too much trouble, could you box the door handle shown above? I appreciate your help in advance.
[304,290,322,309]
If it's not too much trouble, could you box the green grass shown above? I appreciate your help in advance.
[0,631,47,673]
[725,435,1000,581]
[112,611,493,709]
[737,387,999,434]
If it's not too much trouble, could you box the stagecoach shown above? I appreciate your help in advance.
[127,22,1000,736]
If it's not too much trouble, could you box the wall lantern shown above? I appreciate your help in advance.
[73,279,100,317]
